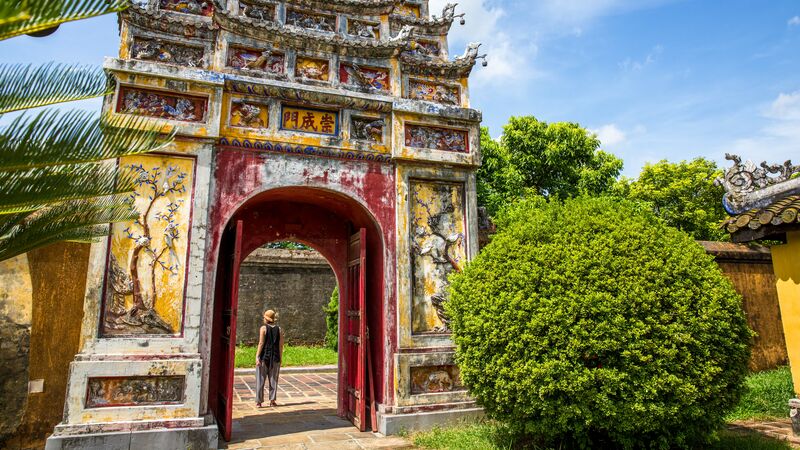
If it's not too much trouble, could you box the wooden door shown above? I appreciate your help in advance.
[217,220,243,442]
[344,229,368,431]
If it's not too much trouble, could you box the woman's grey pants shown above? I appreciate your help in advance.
[256,362,280,404]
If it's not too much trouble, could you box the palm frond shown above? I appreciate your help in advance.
[0,109,174,170]
[0,162,137,214]
[0,196,135,261]
[0,0,128,41]
[0,63,112,113]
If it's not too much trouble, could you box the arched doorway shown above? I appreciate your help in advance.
[207,187,386,441]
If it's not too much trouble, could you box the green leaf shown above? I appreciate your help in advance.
[0,195,136,261]
[0,109,174,171]
[0,0,128,41]
[0,63,112,113]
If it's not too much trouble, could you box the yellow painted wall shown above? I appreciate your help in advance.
[772,231,800,395]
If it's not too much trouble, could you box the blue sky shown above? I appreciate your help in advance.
[2,0,800,176]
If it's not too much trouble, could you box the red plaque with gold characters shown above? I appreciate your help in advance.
[280,105,339,136]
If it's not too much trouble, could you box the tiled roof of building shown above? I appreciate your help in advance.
[722,194,800,234]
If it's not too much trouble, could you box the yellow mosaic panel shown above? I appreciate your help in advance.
[102,154,196,336]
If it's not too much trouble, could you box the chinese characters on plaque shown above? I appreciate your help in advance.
[281,105,339,136]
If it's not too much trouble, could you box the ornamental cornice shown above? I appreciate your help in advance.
[389,3,462,36]
[121,3,217,41]
[214,7,414,58]
[401,42,484,79]
[283,0,400,15]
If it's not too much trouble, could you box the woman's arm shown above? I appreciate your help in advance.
[255,325,266,366]
[279,327,285,359]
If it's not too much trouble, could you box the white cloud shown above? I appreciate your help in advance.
[591,124,627,147]
[429,0,537,87]
[619,45,663,72]
[726,91,800,162]
[766,91,800,120]
[789,16,800,26]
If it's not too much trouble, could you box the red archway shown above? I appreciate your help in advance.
[207,187,386,441]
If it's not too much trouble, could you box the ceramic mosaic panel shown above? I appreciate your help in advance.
[410,181,466,334]
[410,365,462,394]
[406,40,440,59]
[347,19,380,39]
[351,116,384,143]
[339,64,391,92]
[397,4,421,17]
[227,47,285,74]
[101,154,196,336]
[281,105,338,136]
[86,376,185,408]
[131,38,204,68]
[286,9,336,33]
[238,0,275,21]
[405,125,468,153]
[230,100,269,129]
[295,57,330,81]
[117,87,206,123]
[408,79,460,106]
[159,0,213,16]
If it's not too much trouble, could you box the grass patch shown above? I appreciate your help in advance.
[234,345,337,368]
[412,424,791,450]
[727,367,794,422]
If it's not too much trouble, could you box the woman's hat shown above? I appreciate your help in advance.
[264,310,276,323]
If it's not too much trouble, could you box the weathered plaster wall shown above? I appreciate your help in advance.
[0,254,32,446]
[700,241,788,372]
[4,243,90,449]
[237,248,336,345]
[772,232,800,394]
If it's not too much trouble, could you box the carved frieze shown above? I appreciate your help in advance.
[117,87,207,123]
[410,365,463,394]
[296,57,330,81]
[405,125,468,153]
[396,3,421,18]
[408,79,459,105]
[281,105,339,136]
[286,9,336,33]
[227,47,285,74]
[227,80,393,113]
[239,0,276,21]
[410,181,466,333]
[131,37,205,68]
[347,19,380,39]
[339,63,391,93]
[122,4,217,41]
[405,40,441,59]
[159,0,213,16]
[86,376,185,408]
[351,116,384,143]
[401,43,484,79]
[101,154,196,337]
[230,100,269,129]
[218,137,393,162]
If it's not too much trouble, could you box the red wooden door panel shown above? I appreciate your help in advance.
[344,229,367,431]
[218,220,243,442]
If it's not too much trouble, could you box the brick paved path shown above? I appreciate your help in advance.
[729,420,800,447]
[222,372,412,449]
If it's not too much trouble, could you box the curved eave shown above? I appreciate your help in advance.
[284,0,399,15]
[122,4,217,41]
[215,9,407,58]
[723,194,800,242]
[400,55,476,78]
[389,14,453,36]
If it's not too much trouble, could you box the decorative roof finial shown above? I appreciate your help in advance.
[716,153,800,214]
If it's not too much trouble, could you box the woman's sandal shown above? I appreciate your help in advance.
[256,402,263,408]
[269,401,278,407]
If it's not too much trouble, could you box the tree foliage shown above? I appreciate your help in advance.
[324,286,339,351]
[447,196,752,449]
[477,117,623,215]
[0,1,173,261]
[614,158,727,241]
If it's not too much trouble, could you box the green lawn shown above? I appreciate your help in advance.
[413,367,796,450]
[234,345,338,368]
[727,367,795,421]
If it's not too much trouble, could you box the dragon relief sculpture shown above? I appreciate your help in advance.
[132,39,204,68]
[231,101,265,128]
[715,153,800,213]
[351,117,384,142]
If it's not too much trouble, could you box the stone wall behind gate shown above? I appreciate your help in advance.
[236,248,336,346]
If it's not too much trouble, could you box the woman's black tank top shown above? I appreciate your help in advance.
[258,325,281,365]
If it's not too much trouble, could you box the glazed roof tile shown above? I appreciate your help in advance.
[722,194,800,235]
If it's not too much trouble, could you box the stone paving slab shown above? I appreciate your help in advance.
[221,373,414,450]
[729,420,800,447]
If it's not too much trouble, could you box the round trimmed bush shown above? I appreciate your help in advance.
[447,196,752,449]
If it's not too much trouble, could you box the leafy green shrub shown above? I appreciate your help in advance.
[447,196,752,449]
[324,286,339,351]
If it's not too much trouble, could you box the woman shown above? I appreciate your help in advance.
[255,309,284,407]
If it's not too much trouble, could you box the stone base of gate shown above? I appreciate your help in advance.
[376,402,485,435]
[45,419,217,450]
